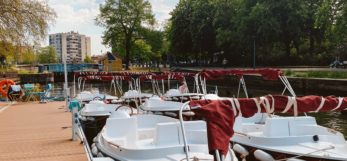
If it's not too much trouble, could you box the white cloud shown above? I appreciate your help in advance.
[46,0,178,55]
[148,0,179,27]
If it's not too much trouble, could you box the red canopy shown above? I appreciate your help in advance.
[75,71,196,81]
[199,68,283,80]
[79,75,131,81]
[74,71,154,77]
[139,72,196,81]
[189,95,347,155]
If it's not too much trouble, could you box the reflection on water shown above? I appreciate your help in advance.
[57,80,347,138]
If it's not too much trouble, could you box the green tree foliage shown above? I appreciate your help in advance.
[21,49,37,65]
[96,0,155,69]
[84,56,93,63]
[132,39,152,63]
[0,41,15,65]
[169,0,194,58]
[0,0,56,45]
[131,28,165,67]
[37,46,57,64]
[168,0,347,66]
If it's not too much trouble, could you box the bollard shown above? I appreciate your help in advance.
[72,105,79,141]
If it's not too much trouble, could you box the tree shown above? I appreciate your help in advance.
[140,28,164,66]
[132,39,152,65]
[21,49,37,65]
[168,0,347,66]
[96,0,155,70]
[190,0,216,63]
[84,56,93,63]
[0,0,56,45]
[169,0,194,59]
[0,41,16,66]
[38,46,57,64]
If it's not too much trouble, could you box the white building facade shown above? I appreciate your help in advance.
[49,31,91,63]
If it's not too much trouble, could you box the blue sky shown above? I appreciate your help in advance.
[47,0,179,55]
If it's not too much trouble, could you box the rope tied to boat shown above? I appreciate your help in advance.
[274,145,335,161]
[281,96,298,116]
[331,97,344,111]
[314,96,326,113]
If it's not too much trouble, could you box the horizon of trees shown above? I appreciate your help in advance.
[98,0,347,67]
[168,0,347,67]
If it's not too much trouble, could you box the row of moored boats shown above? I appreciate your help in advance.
[72,69,347,161]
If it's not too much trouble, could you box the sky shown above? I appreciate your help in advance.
[46,0,179,55]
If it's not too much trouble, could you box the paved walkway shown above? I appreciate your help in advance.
[0,101,87,161]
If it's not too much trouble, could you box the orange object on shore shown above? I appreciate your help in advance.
[0,79,15,97]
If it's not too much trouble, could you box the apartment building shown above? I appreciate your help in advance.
[49,31,91,63]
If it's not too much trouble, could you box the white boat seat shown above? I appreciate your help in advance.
[181,121,207,144]
[136,114,178,129]
[264,117,290,137]
[136,115,178,141]
[104,117,137,148]
[264,117,317,137]
[138,128,155,140]
[155,122,181,146]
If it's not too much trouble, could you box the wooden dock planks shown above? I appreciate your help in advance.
[0,101,87,161]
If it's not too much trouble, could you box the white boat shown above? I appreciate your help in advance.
[163,89,204,101]
[76,91,118,102]
[193,70,347,161]
[120,90,153,100]
[79,100,123,118]
[232,114,347,161]
[93,113,236,160]
[188,94,347,161]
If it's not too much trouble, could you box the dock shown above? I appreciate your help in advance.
[0,101,87,161]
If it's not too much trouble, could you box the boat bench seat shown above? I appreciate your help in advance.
[264,116,317,137]
[183,121,207,144]
[155,122,181,146]
[104,117,137,148]
[154,120,207,146]
[138,128,155,140]
[240,123,265,133]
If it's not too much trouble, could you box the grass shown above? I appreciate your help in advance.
[0,66,17,73]
[17,69,37,74]
[128,67,162,72]
[285,70,347,79]
[0,66,38,74]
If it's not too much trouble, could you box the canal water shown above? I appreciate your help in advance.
[52,78,347,138]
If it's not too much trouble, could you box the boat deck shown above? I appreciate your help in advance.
[0,101,87,161]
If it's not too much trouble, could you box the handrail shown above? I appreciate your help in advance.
[72,105,94,161]
[179,101,190,161]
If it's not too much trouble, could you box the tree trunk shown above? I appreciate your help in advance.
[124,37,131,70]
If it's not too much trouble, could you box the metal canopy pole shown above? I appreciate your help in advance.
[63,54,74,140]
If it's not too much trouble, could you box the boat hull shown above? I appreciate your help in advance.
[80,116,108,146]
[231,142,345,161]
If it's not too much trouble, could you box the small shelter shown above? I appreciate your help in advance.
[100,52,122,71]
